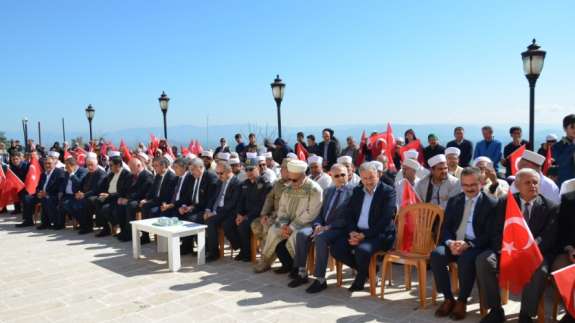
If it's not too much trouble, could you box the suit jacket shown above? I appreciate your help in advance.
[181,170,218,212]
[345,181,397,242]
[313,183,354,229]
[206,176,242,219]
[146,170,178,204]
[317,139,341,169]
[80,169,108,198]
[172,172,194,208]
[557,191,575,252]
[490,193,558,257]
[37,167,66,197]
[439,191,497,249]
[125,169,154,201]
[9,160,29,182]
[102,169,133,199]
[60,167,88,194]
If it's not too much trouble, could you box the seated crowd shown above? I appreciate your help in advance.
[2,114,575,323]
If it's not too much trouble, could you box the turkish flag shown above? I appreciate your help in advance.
[119,139,132,162]
[499,194,544,294]
[369,133,387,159]
[386,123,397,172]
[542,147,553,175]
[509,144,526,176]
[100,142,108,158]
[355,130,368,167]
[399,139,425,165]
[64,150,72,160]
[148,134,159,156]
[75,147,87,166]
[295,142,308,161]
[0,167,25,209]
[180,145,189,156]
[189,140,203,155]
[552,264,575,318]
[24,153,41,194]
[400,180,421,252]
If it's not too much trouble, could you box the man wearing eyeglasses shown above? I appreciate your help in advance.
[224,158,272,262]
[255,160,323,275]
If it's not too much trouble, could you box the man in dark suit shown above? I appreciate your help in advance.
[288,163,354,293]
[58,157,88,229]
[204,161,242,261]
[431,167,497,320]
[138,156,178,243]
[9,151,29,214]
[447,127,473,167]
[94,157,133,237]
[73,155,108,234]
[20,152,66,229]
[331,161,397,292]
[156,157,193,218]
[177,157,217,223]
[476,168,558,323]
[116,157,154,241]
[317,128,341,171]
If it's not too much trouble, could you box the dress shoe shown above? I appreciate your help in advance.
[479,307,505,323]
[288,269,299,280]
[518,312,534,323]
[559,313,575,323]
[15,222,34,228]
[116,234,131,242]
[288,276,309,288]
[273,266,292,274]
[95,228,111,237]
[234,253,246,261]
[306,280,327,294]
[78,228,93,235]
[449,300,467,320]
[434,299,456,317]
[52,225,65,230]
[36,224,50,230]
[140,235,151,245]
[348,280,365,292]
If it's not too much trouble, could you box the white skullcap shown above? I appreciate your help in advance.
[403,149,419,160]
[246,152,258,159]
[264,152,273,159]
[287,160,308,173]
[216,152,230,161]
[403,158,421,170]
[395,136,404,143]
[520,150,545,166]
[337,156,353,165]
[108,151,121,158]
[257,155,266,162]
[137,152,149,162]
[164,154,174,164]
[546,133,558,141]
[307,155,323,165]
[86,152,98,159]
[48,151,60,158]
[201,150,213,158]
[428,154,447,168]
[371,161,384,172]
[445,147,461,157]
[286,152,298,159]
[185,153,197,160]
[472,156,493,167]
[229,157,241,165]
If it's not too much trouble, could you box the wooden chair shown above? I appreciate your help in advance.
[305,241,335,276]
[380,203,444,308]
[336,251,386,297]
[33,203,42,224]
[217,227,235,259]
[250,233,260,263]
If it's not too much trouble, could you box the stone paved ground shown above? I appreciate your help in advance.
[0,213,564,323]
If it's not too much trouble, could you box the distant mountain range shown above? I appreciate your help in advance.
[3,123,564,151]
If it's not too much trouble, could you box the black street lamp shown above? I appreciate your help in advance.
[85,104,95,142]
[158,91,170,139]
[521,39,546,151]
[22,117,29,152]
[270,75,285,139]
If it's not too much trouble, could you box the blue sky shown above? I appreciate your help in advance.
[1,1,574,139]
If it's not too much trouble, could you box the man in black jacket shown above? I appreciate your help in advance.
[317,128,341,171]
[94,157,133,237]
[204,161,242,261]
[9,151,29,214]
[330,162,397,292]
[431,167,497,320]
[74,156,107,234]
[447,127,473,167]
[157,157,193,218]
[177,157,218,223]
[116,157,154,241]
[476,168,558,323]
[58,157,88,229]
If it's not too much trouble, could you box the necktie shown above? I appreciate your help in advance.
[213,180,228,211]
[172,176,183,203]
[325,189,342,224]
[523,202,531,222]
[456,198,474,241]
[192,177,201,204]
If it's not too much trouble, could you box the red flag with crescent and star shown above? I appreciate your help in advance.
[552,264,575,318]
[24,153,41,194]
[499,194,543,294]
[509,144,526,176]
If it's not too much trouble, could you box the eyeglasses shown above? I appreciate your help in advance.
[333,174,346,178]
[246,168,256,172]
[288,178,299,183]
[216,172,224,175]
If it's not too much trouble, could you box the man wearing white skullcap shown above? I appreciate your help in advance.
[509,150,560,204]
[265,151,280,177]
[472,157,509,199]
[48,151,65,169]
[216,152,230,162]
[308,155,332,190]
[286,152,298,159]
[415,154,460,209]
[258,155,277,183]
[395,158,422,207]
[394,149,430,185]
[255,159,323,274]
[337,155,361,187]
[201,150,216,171]
[445,147,463,179]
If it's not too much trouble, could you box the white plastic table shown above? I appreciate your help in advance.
[130,218,208,272]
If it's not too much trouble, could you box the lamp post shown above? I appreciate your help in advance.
[521,39,546,151]
[270,75,285,139]
[22,117,29,152]
[85,104,95,142]
[158,91,170,139]
[38,121,42,147]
